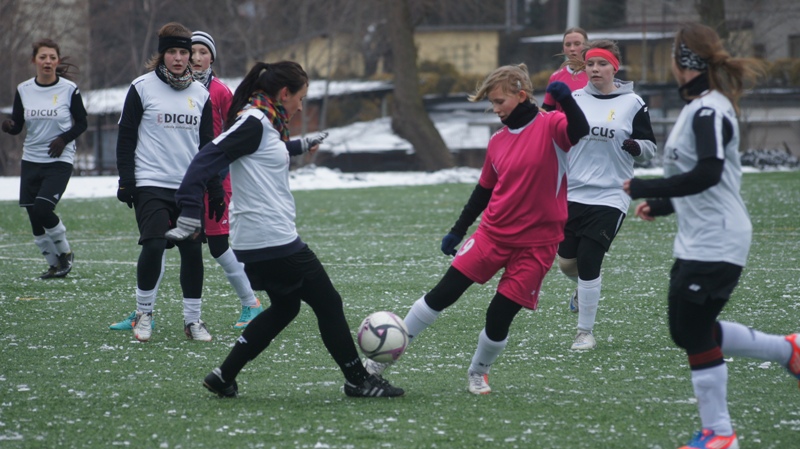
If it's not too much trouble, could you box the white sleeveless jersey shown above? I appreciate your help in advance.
[663,90,751,266]
[567,80,656,213]
[119,72,210,189]
[17,77,81,164]
[223,108,299,251]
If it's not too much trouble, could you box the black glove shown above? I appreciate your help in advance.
[621,139,641,157]
[546,81,572,104]
[440,233,463,256]
[1,119,14,133]
[117,181,136,208]
[48,137,67,158]
[207,195,226,222]
[300,131,328,153]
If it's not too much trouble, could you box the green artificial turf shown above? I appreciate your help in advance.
[0,172,798,448]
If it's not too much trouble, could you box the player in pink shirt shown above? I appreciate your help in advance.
[542,27,589,112]
[365,64,589,394]
[191,31,263,328]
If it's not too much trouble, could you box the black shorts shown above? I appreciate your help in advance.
[561,202,625,253]
[243,245,325,297]
[668,259,743,305]
[134,186,203,245]
[19,160,73,207]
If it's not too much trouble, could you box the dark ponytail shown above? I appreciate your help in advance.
[225,61,309,129]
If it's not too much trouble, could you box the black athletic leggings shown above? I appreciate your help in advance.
[221,246,364,382]
[424,266,523,342]
[557,235,606,280]
[207,234,229,259]
[26,200,60,236]
[137,238,203,298]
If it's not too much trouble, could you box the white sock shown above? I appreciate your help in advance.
[469,328,508,374]
[44,220,70,255]
[577,276,601,333]
[404,296,441,343]
[719,321,793,365]
[34,234,59,267]
[215,248,257,307]
[691,364,733,436]
[136,287,156,313]
[183,298,202,324]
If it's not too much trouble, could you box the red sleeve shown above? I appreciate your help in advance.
[478,138,499,189]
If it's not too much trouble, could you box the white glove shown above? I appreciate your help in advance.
[300,131,328,153]
[165,216,202,241]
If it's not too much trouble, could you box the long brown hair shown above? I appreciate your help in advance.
[32,39,78,80]
[673,22,765,113]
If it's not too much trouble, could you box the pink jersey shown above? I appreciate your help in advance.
[208,77,233,137]
[542,67,588,111]
[477,111,572,246]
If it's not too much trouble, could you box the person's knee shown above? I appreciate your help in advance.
[558,256,578,277]
[31,201,57,228]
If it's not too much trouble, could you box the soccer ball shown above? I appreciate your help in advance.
[357,311,409,363]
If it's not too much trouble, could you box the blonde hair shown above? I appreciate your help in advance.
[144,22,192,72]
[674,22,766,113]
[469,64,534,104]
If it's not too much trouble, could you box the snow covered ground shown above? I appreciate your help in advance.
[0,166,671,201]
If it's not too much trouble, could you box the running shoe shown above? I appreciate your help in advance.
[468,370,491,395]
[571,331,597,350]
[203,367,238,398]
[185,320,212,341]
[234,299,263,329]
[679,429,739,449]
[344,374,404,397]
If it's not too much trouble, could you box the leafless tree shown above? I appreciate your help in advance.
[387,0,453,170]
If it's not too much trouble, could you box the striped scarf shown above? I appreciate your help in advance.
[156,63,193,91]
[244,90,290,142]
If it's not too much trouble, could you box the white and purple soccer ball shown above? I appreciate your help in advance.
[357,311,409,363]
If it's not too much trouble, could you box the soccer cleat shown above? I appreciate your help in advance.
[40,265,59,279]
[571,331,597,350]
[568,288,579,313]
[468,371,491,395]
[110,310,157,331]
[784,334,800,387]
[54,251,74,277]
[234,299,263,329]
[185,320,212,341]
[364,357,391,377]
[344,374,405,397]
[132,311,154,342]
[203,368,238,398]
[679,429,739,449]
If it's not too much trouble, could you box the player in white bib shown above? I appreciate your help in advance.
[2,39,87,279]
[624,22,800,449]
[557,40,656,350]
[109,22,216,343]
[167,61,404,398]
